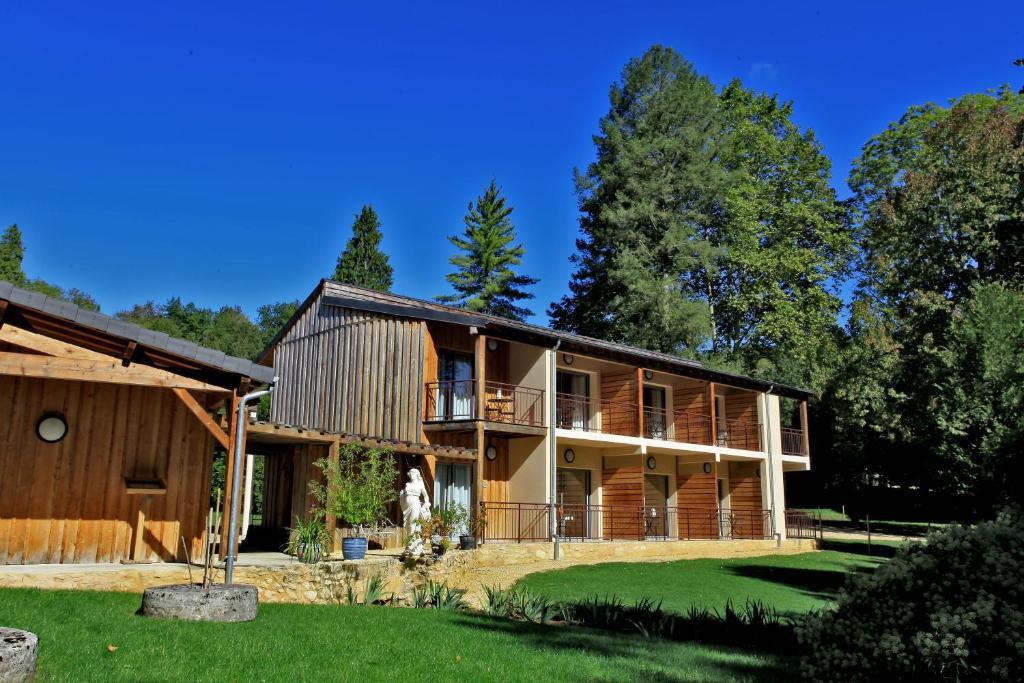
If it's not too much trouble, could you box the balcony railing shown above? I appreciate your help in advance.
[555,393,638,436]
[781,427,808,456]
[715,417,762,451]
[484,381,545,428]
[481,502,772,542]
[425,380,545,426]
[424,380,475,422]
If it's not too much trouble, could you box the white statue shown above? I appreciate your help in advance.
[400,468,431,557]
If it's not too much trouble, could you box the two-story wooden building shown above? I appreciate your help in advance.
[259,281,813,546]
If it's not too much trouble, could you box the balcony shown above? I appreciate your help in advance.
[781,427,808,456]
[424,380,545,428]
[715,417,762,451]
[555,393,637,436]
[480,502,772,542]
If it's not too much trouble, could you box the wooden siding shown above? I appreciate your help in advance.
[482,438,509,503]
[484,338,509,385]
[270,292,424,442]
[723,388,758,424]
[0,376,213,564]
[676,466,717,539]
[727,461,764,538]
[601,459,643,539]
[673,377,711,444]
[261,445,326,531]
[600,369,637,435]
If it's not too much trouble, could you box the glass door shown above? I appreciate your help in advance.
[437,351,474,420]
[643,386,667,439]
[556,371,590,429]
[643,474,670,538]
[434,462,473,538]
[556,468,591,539]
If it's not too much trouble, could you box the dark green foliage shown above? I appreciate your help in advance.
[798,514,1024,683]
[332,205,393,292]
[438,180,538,320]
[410,581,468,610]
[1,224,100,310]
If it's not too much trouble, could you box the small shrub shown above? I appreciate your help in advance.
[410,581,468,610]
[797,512,1024,683]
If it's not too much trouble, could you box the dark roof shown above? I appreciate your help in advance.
[0,280,276,387]
[261,280,814,400]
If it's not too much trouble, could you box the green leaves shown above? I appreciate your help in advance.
[438,179,538,320]
[332,205,394,293]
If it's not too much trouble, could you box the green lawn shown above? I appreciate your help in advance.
[0,543,899,682]
[0,587,785,682]
[516,540,900,615]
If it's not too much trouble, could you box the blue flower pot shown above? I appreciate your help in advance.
[342,536,367,560]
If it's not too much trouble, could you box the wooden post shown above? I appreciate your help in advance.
[325,439,340,542]
[219,392,242,560]
[800,400,810,456]
[709,382,717,445]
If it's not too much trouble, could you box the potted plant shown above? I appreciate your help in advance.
[285,511,331,564]
[460,504,487,550]
[423,505,461,556]
[311,444,398,561]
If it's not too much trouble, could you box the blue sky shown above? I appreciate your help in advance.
[1,1,1021,324]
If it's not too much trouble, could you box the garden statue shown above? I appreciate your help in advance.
[400,468,431,556]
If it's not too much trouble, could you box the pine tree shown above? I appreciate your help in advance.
[0,224,26,285]
[438,180,538,320]
[332,205,393,292]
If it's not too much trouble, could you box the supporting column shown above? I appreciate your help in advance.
[474,334,486,512]
[759,393,787,541]
[220,392,242,560]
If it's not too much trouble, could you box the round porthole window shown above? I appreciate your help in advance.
[703,462,713,474]
[646,456,657,470]
[563,448,575,464]
[37,414,68,443]
[485,445,498,461]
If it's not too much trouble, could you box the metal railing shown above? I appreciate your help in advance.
[484,381,545,428]
[481,502,772,542]
[673,410,714,445]
[643,406,670,440]
[785,510,820,540]
[424,380,475,421]
[716,418,762,451]
[781,427,808,456]
[555,393,638,436]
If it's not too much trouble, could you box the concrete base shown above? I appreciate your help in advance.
[140,584,258,622]
[0,627,38,683]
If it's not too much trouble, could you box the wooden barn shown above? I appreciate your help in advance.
[0,281,275,565]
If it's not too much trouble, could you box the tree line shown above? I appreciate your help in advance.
[3,44,1021,520]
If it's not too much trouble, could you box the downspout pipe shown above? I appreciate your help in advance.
[762,385,781,546]
[225,381,276,585]
[548,339,562,559]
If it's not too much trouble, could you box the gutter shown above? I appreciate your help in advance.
[225,380,276,585]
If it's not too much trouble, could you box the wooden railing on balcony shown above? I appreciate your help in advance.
[555,393,638,436]
[481,502,772,542]
[484,381,545,428]
[715,417,762,451]
[781,427,808,456]
[424,380,474,422]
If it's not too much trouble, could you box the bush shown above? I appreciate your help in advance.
[310,445,398,533]
[798,512,1024,682]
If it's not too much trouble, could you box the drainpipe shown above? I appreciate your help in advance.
[762,386,781,547]
[548,339,562,560]
[225,381,276,585]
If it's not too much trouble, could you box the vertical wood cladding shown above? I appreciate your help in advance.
[600,369,638,435]
[270,289,424,441]
[601,459,643,539]
[673,378,712,444]
[0,376,213,564]
[728,461,764,538]
[676,466,718,539]
[482,437,509,503]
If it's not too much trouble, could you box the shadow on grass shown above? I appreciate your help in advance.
[824,520,941,537]
[819,539,901,558]
[723,564,868,606]
[450,611,790,683]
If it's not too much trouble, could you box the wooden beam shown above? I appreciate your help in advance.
[0,300,8,329]
[171,388,230,449]
[636,367,644,437]
[0,350,228,392]
[0,324,111,360]
[475,335,486,512]
[121,340,137,367]
[709,382,717,446]
[800,400,810,457]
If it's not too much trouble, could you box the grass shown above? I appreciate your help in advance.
[516,540,902,616]
[0,587,786,682]
[793,508,951,537]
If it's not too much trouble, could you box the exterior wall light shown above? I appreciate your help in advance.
[646,456,657,470]
[562,353,574,365]
[37,414,68,443]
[643,369,654,380]
[487,339,499,351]
[485,445,498,460]
[703,462,713,474]
[563,448,575,463]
